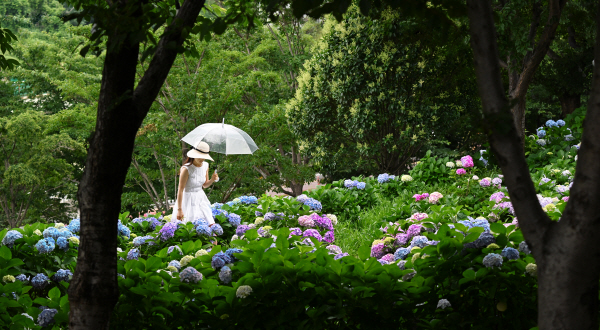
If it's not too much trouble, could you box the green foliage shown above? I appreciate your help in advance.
[0,23,19,70]
[286,6,476,178]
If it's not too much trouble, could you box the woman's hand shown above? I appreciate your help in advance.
[211,172,219,182]
[177,209,184,221]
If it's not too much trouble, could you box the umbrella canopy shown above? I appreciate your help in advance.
[181,122,258,155]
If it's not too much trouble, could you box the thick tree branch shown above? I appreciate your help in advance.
[466,0,552,248]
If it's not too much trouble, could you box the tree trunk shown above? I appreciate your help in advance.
[466,0,600,329]
[559,93,581,116]
[510,95,526,141]
[290,181,304,196]
[68,37,140,330]
[68,0,207,327]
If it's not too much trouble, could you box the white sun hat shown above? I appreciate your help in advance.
[186,141,214,161]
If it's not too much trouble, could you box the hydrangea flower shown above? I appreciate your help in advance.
[479,178,491,187]
[304,198,322,211]
[211,224,224,236]
[324,214,338,226]
[537,129,546,138]
[227,213,241,227]
[2,230,23,248]
[394,247,410,260]
[474,232,495,248]
[38,308,58,327]
[377,173,390,183]
[33,229,42,236]
[395,233,409,246]
[546,119,558,127]
[410,236,429,248]
[456,168,466,175]
[344,179,357,188]
[67,219,80,233]
[31,273,49,290]
[323,231,335,243]
[15,274,30,283]
[370,243,387,259]
[472,175,479,180]
[428,192,443,204]
[56,237,69,250]
[239,195,258,204]
[255,210,264,217]
[437,299,451,310]
[117,221,131,239]
[180,267,203,283]
[409,213,428,221]
[68,236,80,245]
[219,266,232,284]
[236,285,253,298]
[303,229,322,242]
[52,269,73,282]
[561,170,571,176]
[133,235,154,247]
[518,241,531,254]
[564,134,574,141]
[288,227,303,238]
[168,260,182,270]
[195,224,211,237]
[179,255,193,267]
[446,162,455,168]
[355,182,366,190]
[258,226,272,238]
[235,225,250,236]
[334,253,349,260]
[167,245,183,255]
[406,224,423,238]
[492,178,502,186]
[264,212,278,221]
[380,254,395,263]
[298,215,315,228]
[536,139,547,146]
[326,245,343,255]
[562,196,569,202]
[314,214,334,231]
[127,248,140,260]
[461,155,474,168]
[501,247,519,260]
[482,253,503,268]
[555,185,569,194]
[401,175,413,182]
[43,227,60,240]
[489,192,506,203]
[35,237,56,254]
[195,249,208,258]
[225,248,243,261]
[526,263,537,276]
[472,218,490,232]
[2,275,15,283]
[556,119,566,127]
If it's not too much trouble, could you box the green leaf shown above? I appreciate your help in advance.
[48,287,61,301]
[358,245,371,261]
[0,246,12,260]
[490,222,506,235]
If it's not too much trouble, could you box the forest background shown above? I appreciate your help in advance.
[0,0,594,228]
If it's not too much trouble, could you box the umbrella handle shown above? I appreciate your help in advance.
[214,168,220,182]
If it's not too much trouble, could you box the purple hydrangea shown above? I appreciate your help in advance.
[326,245,343,255]
[355,182,366,190]
[296,194,309,203]
[264,212,279,221]
[489,192,506,203]
[219,266,232,284]
[227,213,241,227]
[132,217,162,231]
[298,215,315,227]
[235,225,250,236]
[322,231,335,243]
[159,222,178,241]
[344,179,357,188]
[395,233,410,246]
[303,229,322,242]
[370,243,387,259]
[288,227,303,237]
[314,214,333,231]
[179,267,203,283]
[334,253,349,260]
[380,254,395,263]
[492,178,502,186]
[211,224,224,236]
[255,211,264,217]
[406,224,423,238]
[127,248,140,260]
[479,179,491,187]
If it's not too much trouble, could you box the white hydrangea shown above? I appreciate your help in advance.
[401,175,413,182]
[445,162,455,168]
[236,285,253,298]
[437,299,451,309]
[326,214,338,225]
[456,160,463,167]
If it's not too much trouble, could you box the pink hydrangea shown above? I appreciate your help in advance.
[422,193,430,198]
[395,233,410,246]
[489,192,506,203]
[461,155,474,168]
[456,168,466,175]
[562,196,569,202]
[409,213,429,221]
[479,178,491,187]
[413,194,426,202]
[380,254,395,263]
[429,192,443,204]
[406,224,423,238]
[298,215,315,228]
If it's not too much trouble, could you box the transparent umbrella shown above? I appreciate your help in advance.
[181,119,259,155]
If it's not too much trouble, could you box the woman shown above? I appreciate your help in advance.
[174,141,219,224]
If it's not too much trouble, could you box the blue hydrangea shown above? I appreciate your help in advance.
[212,208,228,217]
[211,256,225,269]
[212,202,224,209]
[57,229,74,238]
[410,236,429,248]
[219,266,232,284]
[52,269,73,282]
[556,119,566,127]
[131,217,161,231]
[239,196,258,204]
[127,248,140,260]
[394,247,410,260]
[43,227,60,240]
[255,211,263,217]
[564,134,574,141]
[227,213,241,227]
[215,251,232,264]
[356,182,366,190]
[377,173,390,183]
[15,274,30,283]
[211,224,224,236]
[133,236,154,247]
[31,273,49,290]
[457,220,473,229]
[167,245,183,255]
[195,224,211,237]
[344,179,357,188]
[264,212,279,221]
[471,219,490,232]
[67,219,80,233]
[225,248,243,261]
[474,232,496,248]
[2,230,23,247]
[37,308,58,327]
[179,267,203,283]
[482,253,503,268]
[303,198,322,211]
[334,252,349,260]
[35,238,55,254]
[501,247,520,260]
[546,120,558,127]
[117,221,131,238]
[537,129,546,138]
[56,237,69,250]
[168,260,181,270]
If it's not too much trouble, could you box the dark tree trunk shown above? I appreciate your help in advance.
[68,0,207,328]
[290,181,304,196]
[559,93,581,115]
[466,0,600,329]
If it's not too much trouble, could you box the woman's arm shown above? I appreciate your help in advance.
[176,167,189,220]
[203,164,218,188]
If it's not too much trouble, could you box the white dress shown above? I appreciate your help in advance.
[172,162,215,224]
